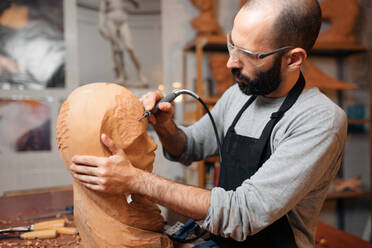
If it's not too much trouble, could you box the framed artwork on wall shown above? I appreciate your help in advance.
[0,97,52,153]
[0,0,65,90]
[0,0,78,195]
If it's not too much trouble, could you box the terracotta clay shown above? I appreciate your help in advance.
[56,83,172,248]
[302,60,357,90]
[333,176,363,193]
[189,0,222,37]
[239,0,248,9]
[0,3,29,29]
[317,0,359,45]
[208,54,232,96]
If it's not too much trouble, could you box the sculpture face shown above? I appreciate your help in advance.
[209,54,232,96]
[57,82,156,172]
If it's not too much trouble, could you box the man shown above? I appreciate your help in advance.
[70,0,347,247]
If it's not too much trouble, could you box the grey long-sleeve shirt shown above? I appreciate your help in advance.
[164,84,347,247]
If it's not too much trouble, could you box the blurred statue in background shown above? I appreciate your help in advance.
[317,0,359,45]
[302,60,357,90]
[331,176,363,193]
[189,0,222,37]
[209,54,232,96]
[239,0,248,8]
[99,0,148,87]
[0,0,65,89]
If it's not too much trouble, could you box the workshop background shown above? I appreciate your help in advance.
[0,0,372,245]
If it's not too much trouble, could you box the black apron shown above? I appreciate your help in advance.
[211,73,305,248]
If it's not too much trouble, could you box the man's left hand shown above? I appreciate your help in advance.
[70,134,140,194]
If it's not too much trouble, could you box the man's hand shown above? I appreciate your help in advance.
[70,133,140,194]
[71,134,210,220]
[140,91,174,126]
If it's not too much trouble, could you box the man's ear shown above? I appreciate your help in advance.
[285,48,307,72]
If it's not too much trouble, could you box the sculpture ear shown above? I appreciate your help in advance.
[100,94,146,155]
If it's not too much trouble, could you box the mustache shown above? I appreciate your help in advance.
[231,68,250,83]
[231,68,240,78]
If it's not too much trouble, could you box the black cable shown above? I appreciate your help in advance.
[163,89,221,243]
[174,89,223,166]
[170,230,208,243]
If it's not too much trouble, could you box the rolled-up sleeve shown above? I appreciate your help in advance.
[163,89,231,165]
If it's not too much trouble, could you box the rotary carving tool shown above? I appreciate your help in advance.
[137,89,223,164]
[138,90,199,121]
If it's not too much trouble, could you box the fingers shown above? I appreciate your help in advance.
[70,162,101,176]
[140,91,164,111]
[158,102,173,113]
[72,155,106,167]
[148,115,157,125]
[101,133,122,155]
[72,169,108,192]
[80,182,103,192]
[72,173,100,185]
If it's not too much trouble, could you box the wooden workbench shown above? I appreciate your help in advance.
[1,187,371,248]
[0,187,79,247]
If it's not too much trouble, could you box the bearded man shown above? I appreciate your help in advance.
[71,1,347,247]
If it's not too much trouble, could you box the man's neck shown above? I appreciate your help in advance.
[265,70,300,98]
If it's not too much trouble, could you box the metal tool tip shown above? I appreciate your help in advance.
[138,111,150,121]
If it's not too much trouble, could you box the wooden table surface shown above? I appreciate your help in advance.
[1,187,372,248]
[0,187,79,247]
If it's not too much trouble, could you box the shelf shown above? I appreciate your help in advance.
[184,35,227,52]
[184,37,372,55]
[312,42,372,56]
[203,97,219,105]
[348,119,370,125]
[204,155,219,163]
[326,191,369,200]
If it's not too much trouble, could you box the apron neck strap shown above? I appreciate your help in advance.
[270,72,305,120]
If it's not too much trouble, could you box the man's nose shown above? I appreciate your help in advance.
[226,55,242,70]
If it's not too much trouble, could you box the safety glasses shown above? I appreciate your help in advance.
[227,32,294,62]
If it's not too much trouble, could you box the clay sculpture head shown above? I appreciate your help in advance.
[209,54,233,96]
[56,83,172,247]
[189,0,222,37]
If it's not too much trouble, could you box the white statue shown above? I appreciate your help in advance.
[98,0,147,87]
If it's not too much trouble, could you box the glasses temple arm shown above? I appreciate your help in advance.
[258,46,295,59]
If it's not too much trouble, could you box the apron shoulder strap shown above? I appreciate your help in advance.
[270,72,305,120]
[229,94,257,131]
[259,72,305,142]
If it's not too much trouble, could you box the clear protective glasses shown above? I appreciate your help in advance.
[227,32,294,65]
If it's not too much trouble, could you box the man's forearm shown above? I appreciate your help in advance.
[154,120,186,158]
[132,169,211,220]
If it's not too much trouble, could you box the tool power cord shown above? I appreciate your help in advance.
[161,89,222,243]
[173,89,223,165]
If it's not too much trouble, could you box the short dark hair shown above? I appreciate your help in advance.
[243,0,322,54]
[271,0,322,54]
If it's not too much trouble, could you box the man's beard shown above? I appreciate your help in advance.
[232,56,282,96]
